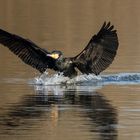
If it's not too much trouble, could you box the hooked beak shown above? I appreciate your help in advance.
[47,53,59,59]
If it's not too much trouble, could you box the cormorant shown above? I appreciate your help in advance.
[0,22,119,78]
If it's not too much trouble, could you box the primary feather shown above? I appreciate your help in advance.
[0,29,57,73]
[73,22,119,75]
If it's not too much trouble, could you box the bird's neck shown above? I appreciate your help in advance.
[57,56,63,61]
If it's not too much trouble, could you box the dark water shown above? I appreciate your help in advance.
[0,1,140,140]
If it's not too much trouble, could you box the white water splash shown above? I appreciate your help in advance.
[30,72,140,86]
[33,72,69,85]
[31,72,102,85]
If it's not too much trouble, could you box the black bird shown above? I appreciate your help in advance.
[0,22,119,78]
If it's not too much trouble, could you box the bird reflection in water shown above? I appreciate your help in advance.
[0,85,118,139]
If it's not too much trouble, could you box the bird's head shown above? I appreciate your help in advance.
[47,50,62,59]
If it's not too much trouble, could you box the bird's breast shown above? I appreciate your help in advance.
[56,58,73,71]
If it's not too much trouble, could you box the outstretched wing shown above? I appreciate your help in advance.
[0,29,57,73]
[73,22,119,75]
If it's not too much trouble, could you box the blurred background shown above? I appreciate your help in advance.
[0,0,140,78]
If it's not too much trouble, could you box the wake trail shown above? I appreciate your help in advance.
[31,72,140,86]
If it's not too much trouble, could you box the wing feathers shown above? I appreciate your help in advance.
[0,29,56,73]
[73,22,119,75]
